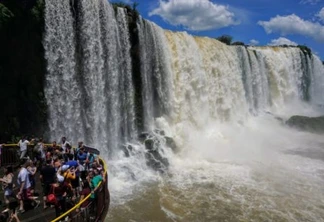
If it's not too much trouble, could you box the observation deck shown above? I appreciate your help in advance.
[0,144,110,222]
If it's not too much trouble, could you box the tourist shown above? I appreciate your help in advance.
[52,172,70,220]
[0,166,14,211]
[17,136,34,160]
[16,160,40,213]
[40,159,56,209]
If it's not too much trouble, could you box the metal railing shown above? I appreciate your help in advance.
[1,143,49,167]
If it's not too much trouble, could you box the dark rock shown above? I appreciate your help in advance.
[144,137,169,172]
[138,132,149,143]
[286,115,324,133]
[121,144,133,157]
[154,129,165,136]
[144,139,155,151]
[165,136,178,152]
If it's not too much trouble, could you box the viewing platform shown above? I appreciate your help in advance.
[0,144,110,222]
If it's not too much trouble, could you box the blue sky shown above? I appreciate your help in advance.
[110,0,324,60]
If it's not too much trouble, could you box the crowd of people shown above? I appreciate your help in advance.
[0,136,106,222]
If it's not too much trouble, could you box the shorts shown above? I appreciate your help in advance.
[42,183,52,196]
[17,188,32,200]
[71,176,80,189]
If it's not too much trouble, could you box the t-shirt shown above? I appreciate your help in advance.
[17,168,31,189]
[90,175,103,198]
[80,187,91,208]
[40,165,56,184]
[77,152,87,164]
[18,140,29,152]
[87,153,96,163]
[62,141,70,154]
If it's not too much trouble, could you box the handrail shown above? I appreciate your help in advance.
[51,156,108,222]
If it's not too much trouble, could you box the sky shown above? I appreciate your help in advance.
[110,0,324,60]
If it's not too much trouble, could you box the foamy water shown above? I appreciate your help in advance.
[107,114,324,222]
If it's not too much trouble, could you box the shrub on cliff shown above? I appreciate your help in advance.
[297,45,312,57]
[216,35,233,45]
[231,41,245,46]
[0,3,14,28]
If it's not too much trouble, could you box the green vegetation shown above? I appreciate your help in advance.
[216,35,246,46]
[297,45,312,57]
[112,1,139,18]
[0,0,47,142]
[231,41,245,46]
[216,35,233,45]
[0,3,14,28]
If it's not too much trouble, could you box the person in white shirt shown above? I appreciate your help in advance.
[61,137,71,162]
[17,136,33,160]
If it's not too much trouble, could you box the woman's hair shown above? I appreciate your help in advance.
[5,166,13,175]
[0,212,8,222]
[82,180,90,189]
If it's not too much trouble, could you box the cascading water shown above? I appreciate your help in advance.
[44,0,324,221]
[44,0,137,155]
[43,0,83,141]
[137,19,173,131]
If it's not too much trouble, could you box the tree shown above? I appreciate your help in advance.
[216,35,233,45]
[297,45,312,57]
[231,41,245,46]
[0,3,14,28]
[132,2,139,11]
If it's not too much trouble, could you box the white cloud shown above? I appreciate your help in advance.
[300,0,320,5]
[317,7,324,22]
[268,37,298,46]
[258,14,324,42]
[149,0,239,31]
[249,39,259,45]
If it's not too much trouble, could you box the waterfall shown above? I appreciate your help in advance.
[43,0,83,142]
[309,56,324,109]
[43,0,324,220]
[44,0,137,155]
[137,19,173,131]
[44,0,324,153]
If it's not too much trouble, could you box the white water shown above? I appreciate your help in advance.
[43,1,324,221]
[44,0,137,155]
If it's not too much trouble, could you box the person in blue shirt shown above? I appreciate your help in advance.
[77,147,87,166]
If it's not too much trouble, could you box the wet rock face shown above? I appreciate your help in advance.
[121,130,178,173]
[144,138,169,173]
[286,115,324,133]
[142,130,177,173]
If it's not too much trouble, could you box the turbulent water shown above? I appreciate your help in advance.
[44,0,324,221]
